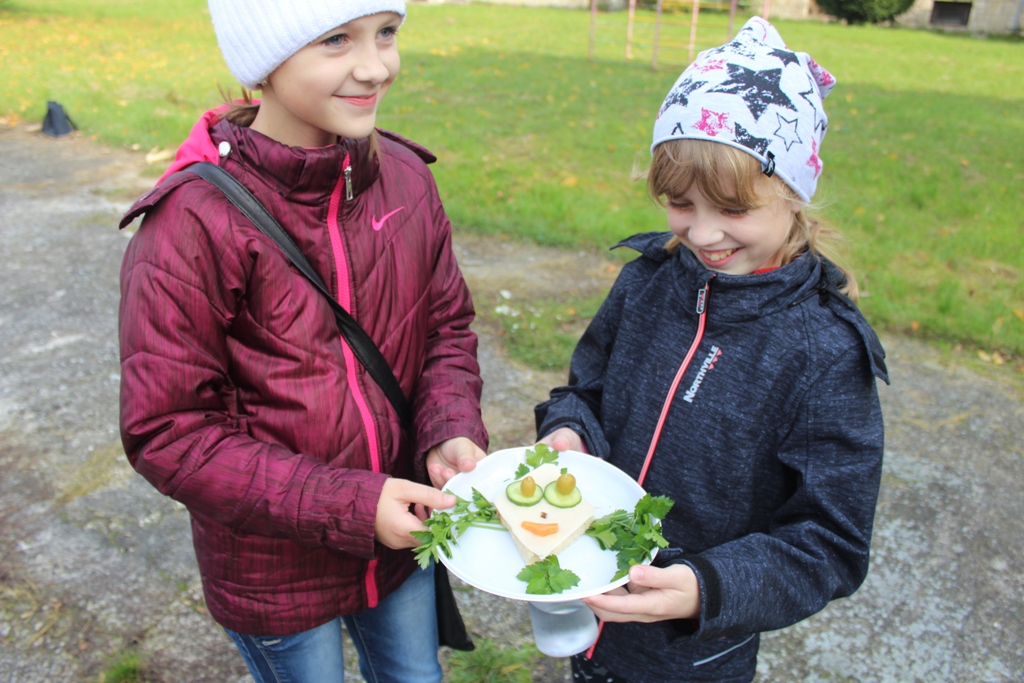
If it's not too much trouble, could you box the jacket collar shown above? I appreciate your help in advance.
[210,119,380,206]
[616,231,888,383]
[123,110,400,228]
[615,232,818,321]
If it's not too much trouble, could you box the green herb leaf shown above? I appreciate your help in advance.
[586,494,675,582]
[412,490,500,570]
[585,510,630,550]
[411,530,437,568]
[471,488,498,523]
[636,494,674,520]
[524,443,559,470]
[514,463,530,479]
[516,556,581,595]
[587,527,620,551]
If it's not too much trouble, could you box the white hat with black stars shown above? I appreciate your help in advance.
[652,17,836,202]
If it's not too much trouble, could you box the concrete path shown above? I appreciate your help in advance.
[1,124,1020,682]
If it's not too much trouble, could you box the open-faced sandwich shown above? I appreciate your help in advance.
[493,463,596,564]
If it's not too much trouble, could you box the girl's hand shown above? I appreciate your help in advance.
[538,427,584,453]
[426,436,487,488]
[374,478,456,549]
[581,564,700,623]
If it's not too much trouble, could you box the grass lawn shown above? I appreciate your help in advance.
[2,0,1022,363]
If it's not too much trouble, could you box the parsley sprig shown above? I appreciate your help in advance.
[586,494,675,581]
[411,488,501,570]
[516,555,581,595]
[514,443,559,479]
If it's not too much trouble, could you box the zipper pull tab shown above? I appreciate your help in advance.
[695,275,714,314]
[344,165,353,201]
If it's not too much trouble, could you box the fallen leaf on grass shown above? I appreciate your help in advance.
[145,147,174,164]
[976,350,1005,365]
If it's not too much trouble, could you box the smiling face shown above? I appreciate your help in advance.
[666,176,798,275]
[250,12,402,148]
[648,139,803,275]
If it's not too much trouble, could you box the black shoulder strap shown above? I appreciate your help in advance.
[184,161,413,431]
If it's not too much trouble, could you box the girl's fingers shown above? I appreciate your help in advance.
[376,479,457,549]
[583,591,668,622]
[627,564,679,589]
[426,437,485,488]
[581,565,701,622]
[412,503,430,522]
[427,464,455,489]
[538,427,582,452]
[453,440,485,472]
[426,462,445,488]
[401,479,456,511]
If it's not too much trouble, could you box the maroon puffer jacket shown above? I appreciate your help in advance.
[118,116,487,635]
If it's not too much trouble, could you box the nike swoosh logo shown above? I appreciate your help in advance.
[372,207,404,232]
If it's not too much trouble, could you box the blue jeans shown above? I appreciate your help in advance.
[226,565,442,683]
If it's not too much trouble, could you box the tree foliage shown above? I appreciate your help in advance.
[815,0,916,23]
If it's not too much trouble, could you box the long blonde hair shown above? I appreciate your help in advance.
[642,139,858,301]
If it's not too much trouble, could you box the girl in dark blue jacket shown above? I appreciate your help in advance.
[535,17,888,683]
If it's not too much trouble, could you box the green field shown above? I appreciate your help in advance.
[2,0,1022,361]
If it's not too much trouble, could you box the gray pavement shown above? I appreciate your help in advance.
[0,123,1021,682]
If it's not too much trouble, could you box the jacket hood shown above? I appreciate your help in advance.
[119,107,231,229]
[616,231,888,383]
[154,106,228,186]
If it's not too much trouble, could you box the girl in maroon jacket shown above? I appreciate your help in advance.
[118,1,488,681]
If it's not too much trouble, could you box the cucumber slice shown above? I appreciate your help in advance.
[506,478,543,506]
[544,481,582,508]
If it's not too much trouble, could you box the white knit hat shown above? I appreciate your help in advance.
[209,0,407,90]
[652,17,835,202]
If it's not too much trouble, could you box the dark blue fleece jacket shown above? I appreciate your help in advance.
[536,232,887,683]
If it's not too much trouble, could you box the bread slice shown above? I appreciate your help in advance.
[494,463,595,564]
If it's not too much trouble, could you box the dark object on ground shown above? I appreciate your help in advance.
[42,100,77,138]
[816,0,915,22]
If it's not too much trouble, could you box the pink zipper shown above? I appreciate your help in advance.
[636,281,711,487]
[586,279,712,659]
[326,152,381,607]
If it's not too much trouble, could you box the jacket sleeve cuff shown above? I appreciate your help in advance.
[535,396,610,460]
[683,554,723,620]
[296,467,388,558]
[653,549,725,643]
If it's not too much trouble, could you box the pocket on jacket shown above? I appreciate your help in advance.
[691,633,758,680]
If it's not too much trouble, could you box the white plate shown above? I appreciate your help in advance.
[436,446,655,603]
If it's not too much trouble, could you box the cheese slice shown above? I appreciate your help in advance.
[494,463,595,564]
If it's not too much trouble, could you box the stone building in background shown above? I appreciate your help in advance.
[766,0,1023,33]
[468,0,1022,33]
